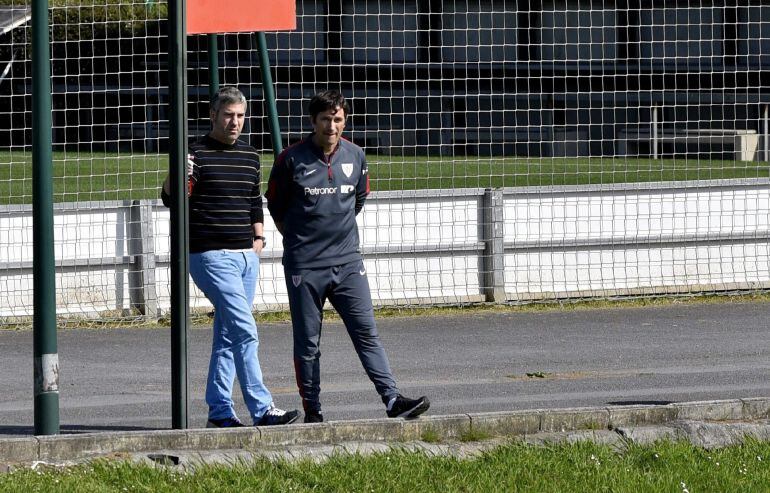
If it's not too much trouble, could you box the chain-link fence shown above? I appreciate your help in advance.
[1,1,769,324]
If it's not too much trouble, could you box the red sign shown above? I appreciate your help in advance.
[187,0,296,34]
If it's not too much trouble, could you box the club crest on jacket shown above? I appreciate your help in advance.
[341,162,354,178]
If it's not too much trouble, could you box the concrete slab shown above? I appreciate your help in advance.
[615,424,684,445]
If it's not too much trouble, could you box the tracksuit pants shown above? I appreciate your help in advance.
[285,259,399,413]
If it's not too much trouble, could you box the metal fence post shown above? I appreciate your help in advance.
[481,188,506,302]
[207,34,219,100]
[652,104,659,160]
[32,0,59,436]
[168,0,189,430]
[763,104,768,162]
[256,31,283,156]
[128,200,158,318]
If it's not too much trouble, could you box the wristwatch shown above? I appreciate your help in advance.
[254,235,267,247]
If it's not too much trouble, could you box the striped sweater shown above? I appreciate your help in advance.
[162,135,264,253]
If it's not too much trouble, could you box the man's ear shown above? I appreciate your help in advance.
[210,108,217,122]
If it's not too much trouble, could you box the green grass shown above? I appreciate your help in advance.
[3,440,769,492]
[4,289,770,331]
[419,428,443,443]
[459,427,494,442]
[1,151,768,205]
[0,152,166,205]
[369,154,770,190]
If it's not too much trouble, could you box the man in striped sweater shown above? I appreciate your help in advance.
[162,86,299,428]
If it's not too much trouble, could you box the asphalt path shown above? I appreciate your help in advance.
[1,301,768,436]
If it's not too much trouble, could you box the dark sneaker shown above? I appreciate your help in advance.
[206,416,244,428]
[386,395,430,419]
[256,403,300,426]
[304,410,324,423]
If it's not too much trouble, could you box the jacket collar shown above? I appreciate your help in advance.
[307,132,341,161]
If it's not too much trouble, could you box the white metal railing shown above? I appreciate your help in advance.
[1,179,769,321]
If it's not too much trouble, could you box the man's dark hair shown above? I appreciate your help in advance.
[309,90,349,120]
[211,86,247,114]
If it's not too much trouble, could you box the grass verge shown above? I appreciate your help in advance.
[3,439,769,492]
[3,290,770,331]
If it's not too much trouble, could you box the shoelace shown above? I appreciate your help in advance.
[265,404,286,417]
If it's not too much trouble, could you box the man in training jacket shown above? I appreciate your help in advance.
[266,89,430,423]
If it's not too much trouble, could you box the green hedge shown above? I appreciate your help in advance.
[0,0,168,40]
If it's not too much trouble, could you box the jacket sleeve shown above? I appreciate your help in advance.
[266,149,291,223]
[250,155,264,225]
[354,155,370,215]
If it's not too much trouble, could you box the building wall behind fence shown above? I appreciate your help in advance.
[1,2,770,324]
[3,2,770,154]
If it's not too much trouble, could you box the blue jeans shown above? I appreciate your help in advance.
[189,249,272,423]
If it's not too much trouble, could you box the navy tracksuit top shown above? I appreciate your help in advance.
[266,134,370,269]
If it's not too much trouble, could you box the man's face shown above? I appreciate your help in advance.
[311,106,346,152]
[209,102,246,144]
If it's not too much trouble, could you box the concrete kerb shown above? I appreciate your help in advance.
[608,403,679,428]
[0,437,38,464]
[674,399,744,421]
[540,407,610,433]
[397,414,471,441]
[466,411,540,438]
[741,397,770,420]
[3,398,769,464]
[37,430,189,462]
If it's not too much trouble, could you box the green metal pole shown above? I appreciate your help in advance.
[32,0,59,436]
[168,0,189,429]
[256,32,283,155]
[207,34,219,100]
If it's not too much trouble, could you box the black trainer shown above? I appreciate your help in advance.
[206,416,244,428]
[304,410,324,423]
[386,395,430,419]
[256,403,300,426]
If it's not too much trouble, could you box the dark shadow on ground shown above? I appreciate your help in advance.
[0,424,160,436]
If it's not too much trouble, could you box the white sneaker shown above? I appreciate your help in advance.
[256,403,300,426]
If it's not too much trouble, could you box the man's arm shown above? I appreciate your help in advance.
[252,222,265,253]
[160,175,172,207]
[266,150,291,235]
[160,153,197,207]
[354,155,370,215]
[250,156,266,253]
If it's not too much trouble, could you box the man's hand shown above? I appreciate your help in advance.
[162,152,196,199]
[186,153,196,195]
[253,237,265,254]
